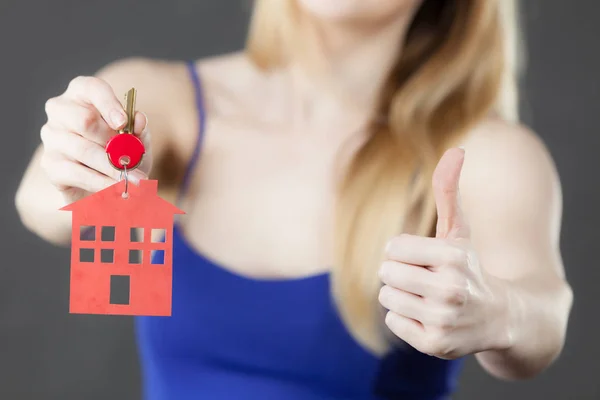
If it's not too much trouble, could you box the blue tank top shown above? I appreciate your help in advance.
[134,61,464,400]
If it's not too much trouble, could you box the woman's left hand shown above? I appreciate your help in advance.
[378,148,512,360]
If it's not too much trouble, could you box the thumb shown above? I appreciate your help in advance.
[432,147,470,239]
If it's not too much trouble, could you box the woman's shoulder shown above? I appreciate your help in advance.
[462,116,556,172]
[192,52,269,119]
[459,116,561,217]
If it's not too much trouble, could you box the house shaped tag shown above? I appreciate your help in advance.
[60,179,184,316]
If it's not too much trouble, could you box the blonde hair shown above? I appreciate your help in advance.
[246,0,523,354]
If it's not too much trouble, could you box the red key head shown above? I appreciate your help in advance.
[105,133,145,170]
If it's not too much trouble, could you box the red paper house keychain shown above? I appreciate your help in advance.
[61,88,184,316]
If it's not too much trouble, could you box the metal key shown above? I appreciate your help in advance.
[119,88,136,134]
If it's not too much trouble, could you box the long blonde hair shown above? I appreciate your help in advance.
[246,0,522,354]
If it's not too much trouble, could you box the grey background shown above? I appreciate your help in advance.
[1,0,598,399]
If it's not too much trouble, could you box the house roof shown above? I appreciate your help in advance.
[60,179,185,215]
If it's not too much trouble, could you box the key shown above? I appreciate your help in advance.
[105,88,146,171]
[121,88,136,134]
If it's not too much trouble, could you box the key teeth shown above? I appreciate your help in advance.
[124,88,137,134]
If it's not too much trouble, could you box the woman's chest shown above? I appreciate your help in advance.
[178,120,358,278]
[199,119,344,198]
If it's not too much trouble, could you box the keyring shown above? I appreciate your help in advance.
[119,163,129,199]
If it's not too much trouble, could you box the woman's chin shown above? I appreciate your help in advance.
[295,0,422,25]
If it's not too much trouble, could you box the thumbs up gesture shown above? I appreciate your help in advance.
[378,148,509,359]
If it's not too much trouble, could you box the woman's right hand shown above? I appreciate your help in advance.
[40,76,153,205]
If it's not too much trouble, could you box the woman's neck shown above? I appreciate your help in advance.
[282,10,415,131]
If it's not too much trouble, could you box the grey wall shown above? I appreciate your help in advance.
[1,1,598,399]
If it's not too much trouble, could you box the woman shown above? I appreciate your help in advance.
[15,0,573,399]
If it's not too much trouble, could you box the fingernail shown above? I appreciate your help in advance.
[129,170,147,185]
[111,110,126,129]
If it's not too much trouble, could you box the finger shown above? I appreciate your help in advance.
[385,234,466,268]
[45,97,113,145]
[432,147,470,239]
[133,111,148,136]
[134,111,152,157]
[43,155,116,193]
[379,285,429,323]
[130,111,152,181]
[378,261,438,297]
[386,312,457,358]
[41,126,121,181]
[138,127,151,158]
[65,76,127,130]
[384,311,424,349]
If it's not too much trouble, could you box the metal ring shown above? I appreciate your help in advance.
[119,165,129,198]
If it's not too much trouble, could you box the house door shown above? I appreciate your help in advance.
[109,275,130,305]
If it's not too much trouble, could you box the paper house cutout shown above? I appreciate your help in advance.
[60,179,184,316]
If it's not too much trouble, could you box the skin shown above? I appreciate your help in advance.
[15,0,572,384]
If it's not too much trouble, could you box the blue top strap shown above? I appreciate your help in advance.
[177,60,207,206]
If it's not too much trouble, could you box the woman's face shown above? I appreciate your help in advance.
[295,0,423,23]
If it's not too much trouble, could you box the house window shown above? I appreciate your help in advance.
[80,226,95,241]
[101,249,114,263]
[129,249,143,264]
[130,227,144,242]
[151,228,166,242]
[101,226,115,241]
[79,248,94,263]
[151,250,165,264]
